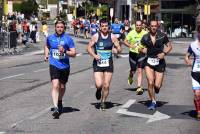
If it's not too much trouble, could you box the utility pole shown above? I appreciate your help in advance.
[57,0,59,16]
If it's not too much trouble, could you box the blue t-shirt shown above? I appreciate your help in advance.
[46,33,75,69]
[111,23,123,34]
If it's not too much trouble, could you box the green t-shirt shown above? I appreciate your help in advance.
[125,29,147,53]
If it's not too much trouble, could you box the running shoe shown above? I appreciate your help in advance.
[128,75,133,85]
[136,87,144,95]
[58,101,63,113]
[100,102,106,111]
[154,87,160,94]
[197,113,200,121]
[52,107,60,118]
[148,102,157,110]
[96,88,102,100]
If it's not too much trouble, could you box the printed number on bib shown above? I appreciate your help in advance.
[97,59,109,67]
[147,58,159,66]
[193,60,200,72]
[52,50,66,59]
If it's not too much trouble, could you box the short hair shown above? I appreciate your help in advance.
[55,20,66,27]
[99,18,109,26]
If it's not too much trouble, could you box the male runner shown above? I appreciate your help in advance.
[124,20,147,95]
[87,18,121,110]
[185,26,200,120]
[140,20,172,110]
[44,20,76,118]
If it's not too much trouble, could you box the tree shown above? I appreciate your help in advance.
[20,0,38,18]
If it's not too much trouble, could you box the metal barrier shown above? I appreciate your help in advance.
[0,31,18,54]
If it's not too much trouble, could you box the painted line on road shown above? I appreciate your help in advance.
[121,99,136,109]
[119,54,129,58]
[0,132,6,134]
[34,68,49,73]
[29,106,52,120]
[11,119,24,128]
[76,53,82,57]
[0,73,24,81]
[11,106,51,128]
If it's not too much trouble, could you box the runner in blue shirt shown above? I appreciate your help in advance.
[44,20,76,118]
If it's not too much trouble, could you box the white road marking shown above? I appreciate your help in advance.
[11,120,24,128]
[34,68,48,72]
[0,73,24,81]
[121,99,136,109]
[117,99,171,123]
[11,106,51,128]
[0,132,6,134]
[29,107,51,120]
[119,54,129,58]
[76,53,82,57]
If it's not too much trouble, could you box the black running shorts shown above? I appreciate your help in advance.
[145,59,166,72]
[129,52,145,71]
[93,59,113,72]
[49,65,70,84]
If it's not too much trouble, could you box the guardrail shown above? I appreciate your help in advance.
[0,31,18,54]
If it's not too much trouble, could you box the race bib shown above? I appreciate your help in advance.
[52,49,66,60]
[147,57,160,66]
[193,60,200,72]
[125,26,129,31]
[97,59,109,67]
[92,28,96,32]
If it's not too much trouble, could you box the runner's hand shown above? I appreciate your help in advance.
[94,55,101,61]
[185,59,192,66]
[157,52,165,59]
[44,56,48,62]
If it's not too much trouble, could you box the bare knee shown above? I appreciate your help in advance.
[148,80,154,87]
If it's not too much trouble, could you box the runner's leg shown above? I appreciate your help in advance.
[145,66,155,101]
[102,72,113,103]
[154,71,164,93]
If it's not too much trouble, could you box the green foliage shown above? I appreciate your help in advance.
[100,5,108,18]
[20,0,38,17]
[13,3,21,12]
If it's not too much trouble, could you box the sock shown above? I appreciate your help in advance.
[152,100,156,104]
[194,99,198,112]
[196,99,200,113]
[58,100,62,106]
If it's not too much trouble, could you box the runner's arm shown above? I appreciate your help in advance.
[44,44,49,62]
[66,48,76,57]
[87,34,101,60]
[112,34,122,53]
[185,52,192,66]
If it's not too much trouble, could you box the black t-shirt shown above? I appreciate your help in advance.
[141,30,169,58]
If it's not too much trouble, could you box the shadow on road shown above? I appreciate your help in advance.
[91,102,122,110]
[125,88,148,92]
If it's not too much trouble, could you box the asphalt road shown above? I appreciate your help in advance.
[0,28,199,134]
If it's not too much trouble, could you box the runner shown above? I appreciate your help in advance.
[87,18,121,111]
[185,26,200,120]
[123,20,147,95]
[44,20,76,118]
[140,20,172,110]
[111,18,123,58]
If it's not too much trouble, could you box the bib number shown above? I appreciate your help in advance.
[52,50,66,59]
[193,60,200,72]
[97,59,109,67]
[147,58,159,66]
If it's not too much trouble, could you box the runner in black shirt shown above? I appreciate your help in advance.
[140,20,172,110]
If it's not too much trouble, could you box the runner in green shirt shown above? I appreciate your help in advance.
[124,20,147,95]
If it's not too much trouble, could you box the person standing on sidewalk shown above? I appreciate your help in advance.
[123,20,147,95]
[185,26,200,120]
[44,20,76,118]
[140,20,172,110]
[87,18,121,111]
